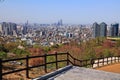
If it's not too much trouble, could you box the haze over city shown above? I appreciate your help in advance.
[0,0,120,24]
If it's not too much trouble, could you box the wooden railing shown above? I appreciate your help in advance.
[0,52,120,80]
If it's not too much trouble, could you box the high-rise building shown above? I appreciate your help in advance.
[2,22,8,36]
[99,22,107,37]
[0,23,2,33]
[22,21,28,35]
[1,22,17,36]
[93,22,107,38]
[110,23,119,37]
[92,22,100,38]
[22,25,28,35]
[8,22,17,36]
[57,19,63,26]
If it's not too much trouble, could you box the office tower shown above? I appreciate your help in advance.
[92,22,100,38]
[110,23,119,37]
[99,22,107,37]
[0,23,2,36]
[0,23,2,33]
[22,25,28,35]
[12,23,17,36]
[22,21,28,35]
[57,19,63,26]
[8,23,17,36]
[2,22,9,36]
[1,22,17,36]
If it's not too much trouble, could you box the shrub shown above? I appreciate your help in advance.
[12,48,29,56]
[0,51,7,59]
[103,49,111,57]
[0,44,8,52]
[4,42,18,52]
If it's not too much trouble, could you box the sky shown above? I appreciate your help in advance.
[0,0,120,24]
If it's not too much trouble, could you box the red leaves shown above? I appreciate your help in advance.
[102,40,115,48]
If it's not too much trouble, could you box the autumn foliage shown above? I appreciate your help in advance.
[29,48,45,66]
[18,38,120,65]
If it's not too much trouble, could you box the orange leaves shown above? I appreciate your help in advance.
[29,57,44,66]
[102,40,115,48]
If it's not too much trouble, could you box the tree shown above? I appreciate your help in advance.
[103,49,111,57]
[116,40,120,47]
[0,44,8,52]
[12,48,29,57]
[83,48,96,59]
[4,42,18,52]
[43,46,51,52]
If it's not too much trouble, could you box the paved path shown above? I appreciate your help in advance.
[97,63,120,74]
[33,65,120,80]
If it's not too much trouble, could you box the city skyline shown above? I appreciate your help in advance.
[0,0,120,24]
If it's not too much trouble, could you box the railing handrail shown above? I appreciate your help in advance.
[0,52,120,80]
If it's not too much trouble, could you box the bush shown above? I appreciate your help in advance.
[116,40,120,47]
[12,48,29,56]
[43,47,51,52]
[0,51,7,59]
[4,42,18,52]
[51,44,59,48]
[103,49,111,57]
[0,44,8,52]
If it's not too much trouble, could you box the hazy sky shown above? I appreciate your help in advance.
[0,0,120,24]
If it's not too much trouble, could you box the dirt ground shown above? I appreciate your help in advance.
[96,63,120,74]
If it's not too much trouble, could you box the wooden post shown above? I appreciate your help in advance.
[115,57,116,62]
[118,56,120,62]
[103,58,104,66]
[67,52,69,65]
[74,58,75,66]
[55,52,58,69]
[111,57,112,64]
[91,59,94,68]
[0,59,2,80]
[86,60,87,67]
[44,54,47,73]
[26,55,29,78]
[80,61,82,67]
[97,59,99,67]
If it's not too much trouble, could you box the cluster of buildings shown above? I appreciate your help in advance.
[32,25,92,46]
[92,22,119,38]
[0,20,119,46]
[0,20,92,46]
[0,22,28,37]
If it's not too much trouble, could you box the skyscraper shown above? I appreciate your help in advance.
[57,19,63,26]
[92,22,100,38]
[0,23,2,33]
[93,22,107,38]
[2,22,8,36]
[0,23,2,36]
[110,23,119,37]
[1,22,17,36]
[22,25,28,35]
[8,22,17,36]
[99,22,107,37]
